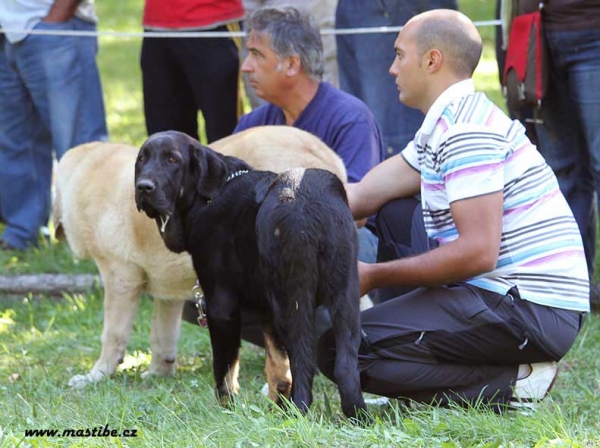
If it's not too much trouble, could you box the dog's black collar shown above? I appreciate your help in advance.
[203,170,249,204]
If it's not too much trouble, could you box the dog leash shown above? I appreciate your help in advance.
[192,281,208,327]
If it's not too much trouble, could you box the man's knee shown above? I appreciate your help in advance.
[376,197,420,248]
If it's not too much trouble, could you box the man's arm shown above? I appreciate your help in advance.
[44,0,81,22]
[358,190,503,295]
[346,153,421,221]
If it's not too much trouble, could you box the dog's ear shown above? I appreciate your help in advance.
[254,177,276,204]
[188,140,228,199]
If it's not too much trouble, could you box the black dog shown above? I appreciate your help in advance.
[134,130,367,422]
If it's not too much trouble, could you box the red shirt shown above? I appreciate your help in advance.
[143,0,244,30]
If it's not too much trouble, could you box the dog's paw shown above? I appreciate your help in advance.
[68,373,101,389]
[215,387,239,408]
[140,370,155,380]
[142,357,177,379]
[265,380,292,403]
[140,365,175,380]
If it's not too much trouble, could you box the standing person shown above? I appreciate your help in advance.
[0,0,107,251]
[335,0,458,159]
[532,0,600,307]
[317,9,589,410]
[141,0,244,143]
[241,0,338,109]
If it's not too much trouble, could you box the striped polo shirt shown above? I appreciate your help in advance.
[402,79,589,312]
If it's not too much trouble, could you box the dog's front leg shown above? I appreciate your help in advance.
[263,329,292,404]
[143,298,185,378]
[69,262,144,388]
[207,287,242,406]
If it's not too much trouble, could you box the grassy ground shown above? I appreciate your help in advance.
[1,1,599,446]
[1,290,599,447]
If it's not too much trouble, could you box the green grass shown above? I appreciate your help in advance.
[1,1,599,446]
[1,291,599,447]
[0,237,97,275]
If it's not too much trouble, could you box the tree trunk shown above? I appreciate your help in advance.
[0,274,102,296]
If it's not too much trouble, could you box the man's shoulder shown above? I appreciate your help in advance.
[315,83,375,121]
[320,83,370,109]
[434,93,512,141]
[236,104,282,132]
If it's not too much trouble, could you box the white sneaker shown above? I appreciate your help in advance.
[359,294,374,311]
[363,393,390,406]
[510,361,558,409]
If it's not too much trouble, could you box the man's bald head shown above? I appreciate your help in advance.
[405,9,482,77]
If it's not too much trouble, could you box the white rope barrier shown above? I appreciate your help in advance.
[0,19,502,38]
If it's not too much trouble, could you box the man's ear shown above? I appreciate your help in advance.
[188,141,228,199]
[424,49,443,73]
[284,55,302,77]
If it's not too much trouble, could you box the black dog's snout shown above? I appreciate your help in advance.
[136,179,156,193]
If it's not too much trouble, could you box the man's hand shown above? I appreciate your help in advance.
[42,0,80,23]
[345,155,420,222]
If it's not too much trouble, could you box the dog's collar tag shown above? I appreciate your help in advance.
[226,170,249,182]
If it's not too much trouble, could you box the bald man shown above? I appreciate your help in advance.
[316,10,589,411]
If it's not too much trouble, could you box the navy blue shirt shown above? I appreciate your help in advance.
[235,82,385,183]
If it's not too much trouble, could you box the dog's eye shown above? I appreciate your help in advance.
[168,157,178,164]
[137,155,145,163]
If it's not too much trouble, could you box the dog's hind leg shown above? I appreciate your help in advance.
[263,329,292,404]
[328,284,368,422]
[142,298,185,379]
[283,296,317,415]
[68,259,145,389]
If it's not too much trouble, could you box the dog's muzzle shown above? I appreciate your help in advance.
[135,179,174,233]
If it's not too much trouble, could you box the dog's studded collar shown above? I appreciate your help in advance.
[226,170,249,182]
[204,170,249,204]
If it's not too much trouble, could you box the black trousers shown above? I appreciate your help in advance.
[316,197,585,408]
[141,25,240,143]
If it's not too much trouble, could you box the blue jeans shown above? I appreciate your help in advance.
[535,28,600,273]
[335,0,457,158]
[357,226,378,264]
[0,18,108,249]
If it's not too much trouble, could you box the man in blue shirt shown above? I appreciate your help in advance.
[182,6,385,345]
[236,5,384,268]
[237,6,384,193]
